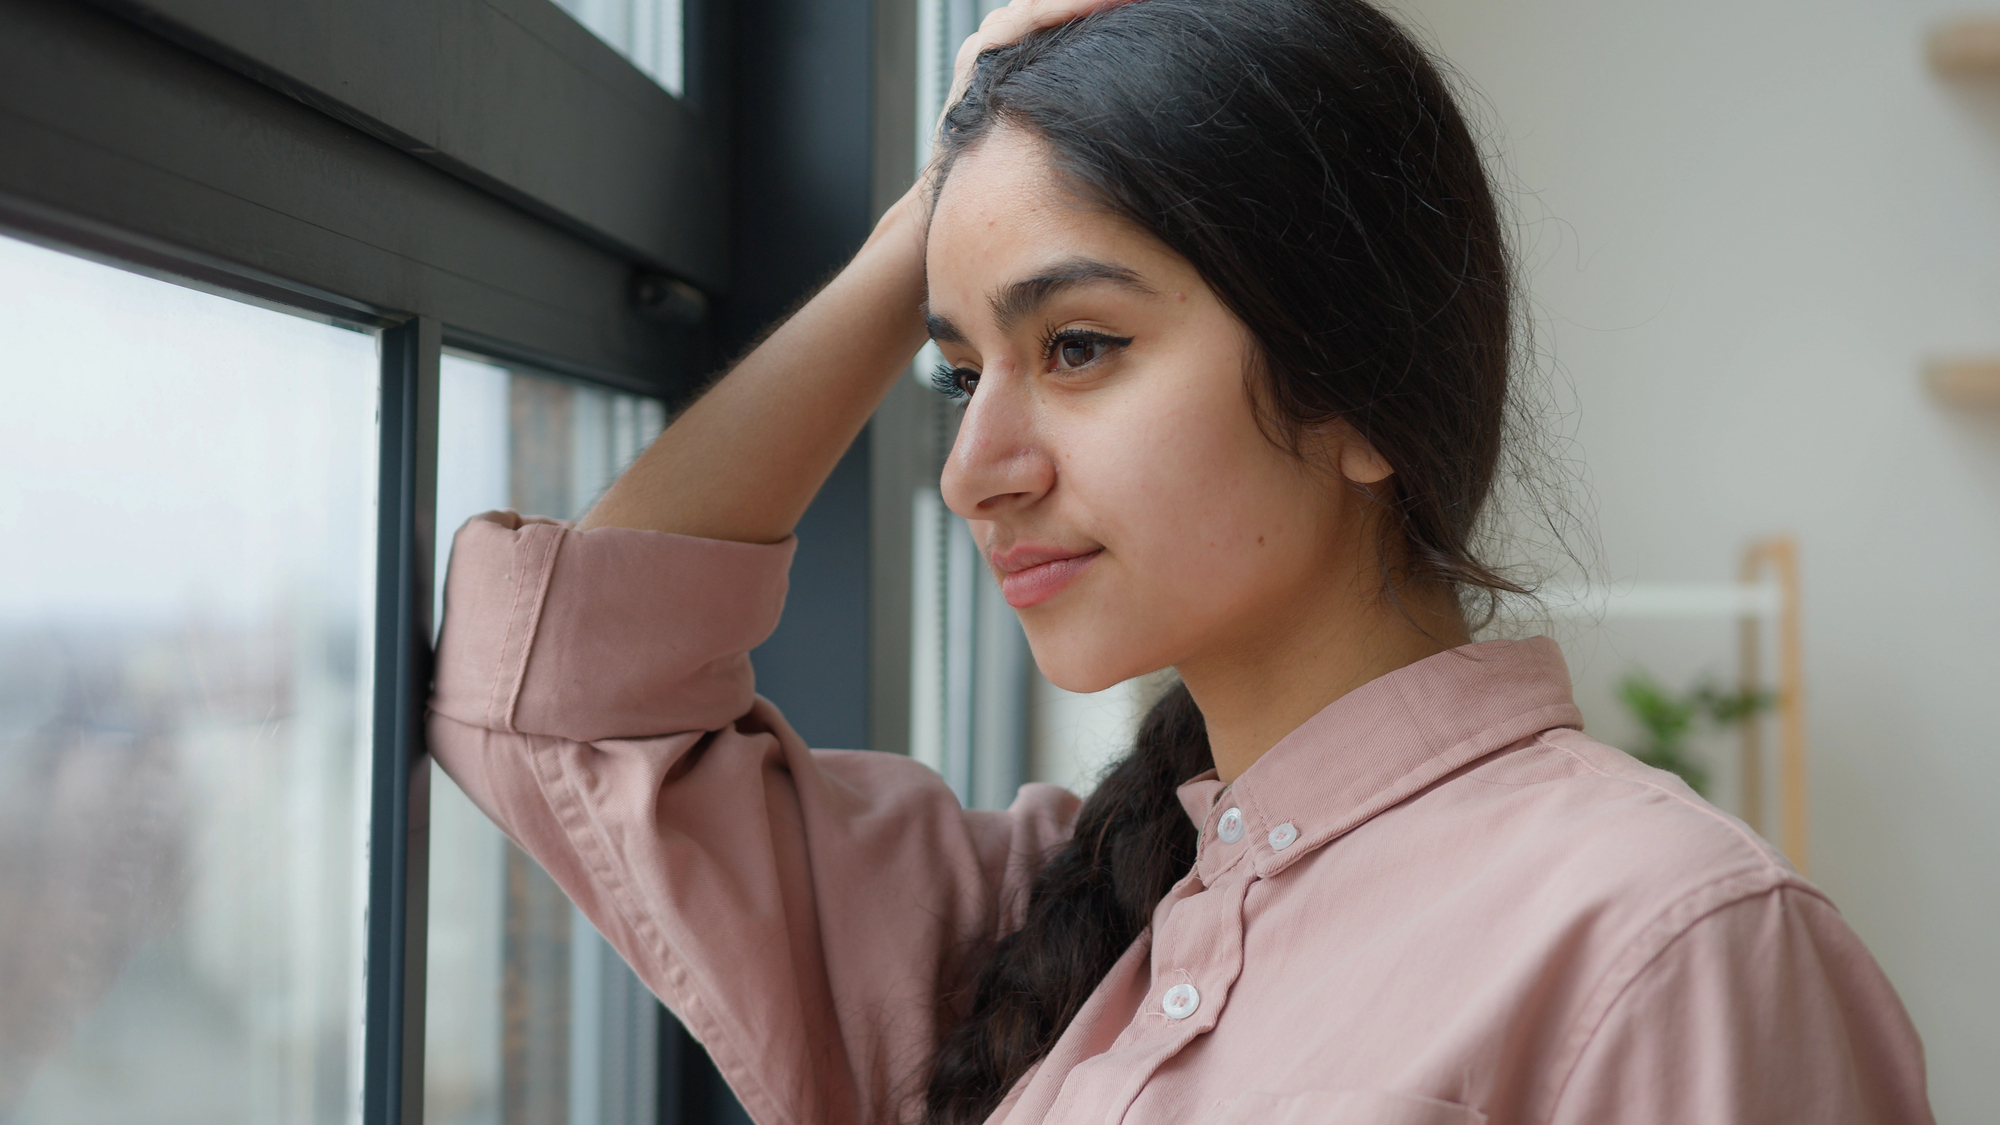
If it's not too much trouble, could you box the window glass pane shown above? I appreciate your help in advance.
[916,0,1005,167]
[0,234,379,1122]
[553,0,683,96]
[426,353,667,1125]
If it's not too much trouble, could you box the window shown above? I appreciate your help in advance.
[0,0,903,1116]
[425,354,668,1125]
[0,232,378,1122]
[553,0,685,96]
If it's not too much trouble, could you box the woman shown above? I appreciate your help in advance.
[428,0,1932,1121]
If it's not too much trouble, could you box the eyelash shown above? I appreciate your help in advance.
[929,329,1134,401]
[931,361,976,400]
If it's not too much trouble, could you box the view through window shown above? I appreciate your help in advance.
[552,0,684,96]
[0,234,380,1124]
[425,353,668,1125]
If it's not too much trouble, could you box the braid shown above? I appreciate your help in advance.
[924,685,1211,1125]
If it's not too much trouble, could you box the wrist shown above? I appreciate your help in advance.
[864,182,929,257]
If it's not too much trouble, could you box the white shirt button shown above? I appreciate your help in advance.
[1161,982,1200,1020]
[1216,807,1245,844]
[1268,822,1299,851]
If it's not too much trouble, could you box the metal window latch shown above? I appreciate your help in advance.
[632,273,709,327]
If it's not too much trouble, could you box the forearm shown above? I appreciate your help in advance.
[577,187,930,542]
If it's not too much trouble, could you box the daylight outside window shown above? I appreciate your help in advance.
[0,234,379,1124]
[425,353,668,1125]
[553,0,684,95]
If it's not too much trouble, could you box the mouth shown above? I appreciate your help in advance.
[990,543,1103,609]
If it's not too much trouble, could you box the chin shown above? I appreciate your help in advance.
[1022,620,1166,696]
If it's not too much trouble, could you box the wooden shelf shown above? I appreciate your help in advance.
[1924,358,2000,405]
[1928,19,2000,76]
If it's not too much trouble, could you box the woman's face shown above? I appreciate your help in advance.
[928,127,1388,694]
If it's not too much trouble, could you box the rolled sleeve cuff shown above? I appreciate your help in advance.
[431,510,796,742]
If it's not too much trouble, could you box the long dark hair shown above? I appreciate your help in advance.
[922,2,1522,1122]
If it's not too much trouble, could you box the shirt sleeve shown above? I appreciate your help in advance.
[1548,884,1933,1125]
[426,511,1082,1125]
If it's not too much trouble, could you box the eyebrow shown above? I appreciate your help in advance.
[925,258,1155,346]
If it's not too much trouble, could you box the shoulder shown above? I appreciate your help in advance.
[1450,730,1861,1030]
[1546,878,1931,1124]
[1290,725,1820,985]
[1379,727,1829,1020]
[1435,734,1925,1117]
[1449,726,1805,907]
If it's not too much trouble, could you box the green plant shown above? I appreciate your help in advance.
[1615,670,1775,796]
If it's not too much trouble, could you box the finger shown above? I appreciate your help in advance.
[975,0,1116,51]
[950,0,1133,97]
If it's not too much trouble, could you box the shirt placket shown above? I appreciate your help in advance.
[1040,866,1252,1125]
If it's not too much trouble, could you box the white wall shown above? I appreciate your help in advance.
[1028,670,1177,796]
[1386,1,2000,1115]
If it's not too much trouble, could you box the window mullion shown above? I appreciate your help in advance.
[364,314,442,1125]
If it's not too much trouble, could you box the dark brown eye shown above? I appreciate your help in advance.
[1055,337,1102,369]
[1045,330,1131,373]
[930,362,979,399]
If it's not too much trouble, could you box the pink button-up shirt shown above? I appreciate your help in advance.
[428,512,1931,1125]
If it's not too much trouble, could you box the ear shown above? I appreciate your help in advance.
[1335,428,1393,485]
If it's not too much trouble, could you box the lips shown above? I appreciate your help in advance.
[990,544,1103,609]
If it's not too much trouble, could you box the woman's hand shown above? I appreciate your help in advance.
[944,0,1132,118]
[900,0,1132,220]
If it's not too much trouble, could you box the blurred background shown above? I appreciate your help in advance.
[0,0,1995,1121]
[1382,7,2000,1114]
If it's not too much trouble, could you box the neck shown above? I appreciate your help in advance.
[1179,580,1471,784]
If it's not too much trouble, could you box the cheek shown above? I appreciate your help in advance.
[1094,379,1319,576]
[1042,365,1333,662]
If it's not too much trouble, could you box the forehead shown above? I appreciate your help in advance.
[926,127,1176,304]
[929,127,1073,240]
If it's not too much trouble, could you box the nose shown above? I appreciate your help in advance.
[939,368,1056,522]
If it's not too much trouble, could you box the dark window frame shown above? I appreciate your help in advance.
[0,0,917,1115]
[0,0,713,390]
[86,0,730,286]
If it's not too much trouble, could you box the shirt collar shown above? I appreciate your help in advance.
[1176,637,1583,883]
